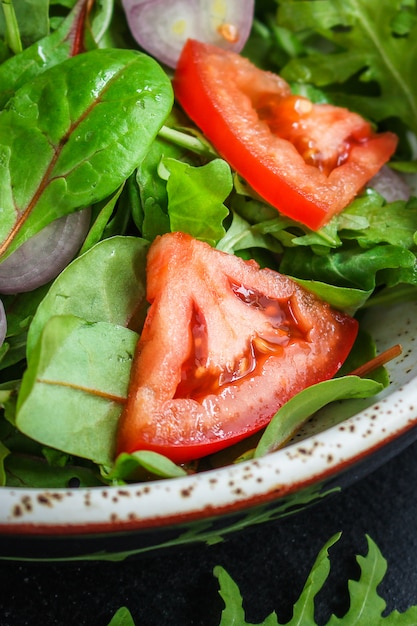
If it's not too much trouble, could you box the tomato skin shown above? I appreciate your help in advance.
[173,40,398,231]
[116,232,359,464]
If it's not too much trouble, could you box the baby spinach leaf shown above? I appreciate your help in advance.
[16,315,137,466]
[289,277,372,315]
[0,47,173,259]
[26,236,149,356]
[255,376,383,458]
[104,450,187,484]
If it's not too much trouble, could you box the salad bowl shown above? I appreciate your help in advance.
[1,298,417,562]
[1,0,417,564]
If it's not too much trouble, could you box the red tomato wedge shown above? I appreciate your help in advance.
[116,232,358,464]
[173,40,398,230]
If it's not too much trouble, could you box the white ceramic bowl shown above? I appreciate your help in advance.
[1,299,417,562]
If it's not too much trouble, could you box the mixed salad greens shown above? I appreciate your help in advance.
[1,0,417,488]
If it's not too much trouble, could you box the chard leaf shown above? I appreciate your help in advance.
[255,376,383,458]
[0,0,94,108]
[16,315,137,466]
[26,236,149,356]
[0,47,173,259]
[277,0,417,132]
[162,157,231,245]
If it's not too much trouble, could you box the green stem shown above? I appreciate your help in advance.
[1,0,22,54]
[158,125,217,159]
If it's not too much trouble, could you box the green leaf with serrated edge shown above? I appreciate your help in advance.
[279,244,415,291]
[255,377,383,458]
[215,534,417,626]
[0,47,172,259]
[26,236,149,357]
[216,211,284,256]
[16,315,137,466]
[277,0,417,132]
[215,534,340,626]
[327,536,417,625]
[162,157,231,245]
[0,0,94,108]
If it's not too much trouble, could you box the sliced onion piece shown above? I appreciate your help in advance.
[122,0,254,68]
[0,208,91,295]
[367,165,411,202]
[0,299,6,348]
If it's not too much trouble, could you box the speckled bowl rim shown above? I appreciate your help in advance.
[1,302,417,536]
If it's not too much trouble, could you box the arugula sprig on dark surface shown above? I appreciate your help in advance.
[107,535,417,625]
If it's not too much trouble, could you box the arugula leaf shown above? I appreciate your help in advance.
[3,452,103,488]
[215,535,417,625]
[277,0,417,132]
[105,535,417,625]
[279,243,415,291]
[0,47,173,259]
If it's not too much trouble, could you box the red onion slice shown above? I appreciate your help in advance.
[368,165,411,202]
[0,208,91,295]
[0,299,6,348]
[122,0,254,68]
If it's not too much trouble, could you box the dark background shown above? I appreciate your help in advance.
[1,438,417,625]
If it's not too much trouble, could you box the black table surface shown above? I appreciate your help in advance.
[1,438,417,626]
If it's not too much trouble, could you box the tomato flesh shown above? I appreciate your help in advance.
[173,40,398,230]
[116,232,359,464]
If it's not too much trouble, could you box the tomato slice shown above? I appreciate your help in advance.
[173,40,398,230]
[116,232,358,463]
